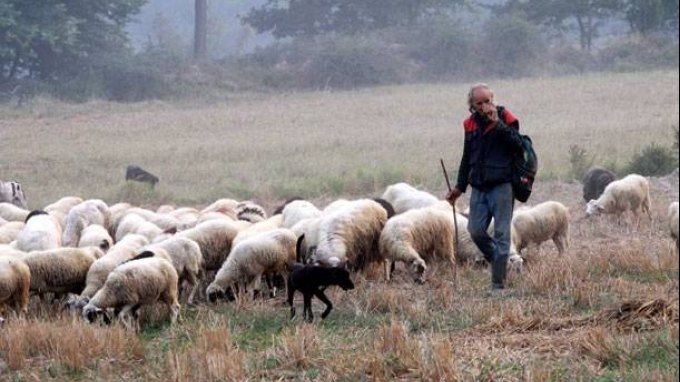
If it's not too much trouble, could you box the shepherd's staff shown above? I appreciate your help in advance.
[440,158,459,282]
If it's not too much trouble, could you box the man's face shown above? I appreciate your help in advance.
[471,88,495,117]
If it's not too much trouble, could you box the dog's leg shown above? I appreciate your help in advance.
[303,292,313,323]
[288,285,296,319]
[315,290,333,320]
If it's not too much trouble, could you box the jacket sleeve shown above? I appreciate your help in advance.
[455,131,471,192]
[496,110,523,154]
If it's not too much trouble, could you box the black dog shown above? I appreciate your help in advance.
[287,262,355,323]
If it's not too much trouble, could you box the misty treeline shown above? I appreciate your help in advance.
[1,0,678,102]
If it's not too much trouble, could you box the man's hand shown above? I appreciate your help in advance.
[480,102,499,123]
[445,187,462,205]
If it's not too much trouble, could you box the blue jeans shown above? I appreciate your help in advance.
[468,183,514,289]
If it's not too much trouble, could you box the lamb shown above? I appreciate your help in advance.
[62,200,110,247]
[287,263,355,323]
[309,199,388,270]
[206,229,297,302]
[0,256,30,317]
[0,221,24,245]
[176,219,240,271]
[582,167,617,203]
[379,206,456,283]
[232,214,284,246]
[23,247,101,298]
[141,237,204,303]
[115,213,163,242]
[13,211,62,252]
[82,256,180,327]
[381,182,439,214]
[236,201,267,223]
[669,202,679,252]
[78,224,114,252]
[0,181,27,209]
[510,201,570,256]
[0,202,29,222]
[281,200,322,229]
[585,174,652,225]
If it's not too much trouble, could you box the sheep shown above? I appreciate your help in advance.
[0,181,27,208]
[197,211,237,225]
[372,198,396,219]
[176,219,240,271]
[23,247,101,298]
[77,234,150,302]
[233,214,284,246]
[310,199,388,270]
[115,213,163,242]
[236,201,267,223]
[287,263,355,323]
[582,167,617,203]
[202,198,239,219]
[14,211,62,252]
[108,202,133,237]
[669,202,679,252]
[141,237,204,304]
[206,228,297,302]
[167,207,200,229]
[157,205,175,214]
[0,256,30,317]
[0,221,24,245]
[585,174,652,225]
[124,207,180,232]
[62,200,110,247]
[273,197,303,215]
[0,202,29,222]
[282,200,322,229]
[323,199,352,214]
[44,196,83,217]
[510,201,570,257]
[379,206,456,283]
[290,217,322,263]
[78,224,114,252]
[0,245,26,259]
[381,182,439,214]
[82,255,180,327]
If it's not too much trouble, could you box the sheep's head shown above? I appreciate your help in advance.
[66,296,89,312]
[407,258,427,284]
[82,304,104,323]
[508,254,524,273]
[206,284,235,303]
[585,200,604,217]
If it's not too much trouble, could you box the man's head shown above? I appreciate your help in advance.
[467,83,496,120]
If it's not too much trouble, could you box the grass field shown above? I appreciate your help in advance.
[0,70,678,381]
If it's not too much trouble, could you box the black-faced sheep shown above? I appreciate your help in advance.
[585,174,652,225]
[206,229,297,302]
[281,200,322,229]
[62,200,110,247]
[381,183,439,215]
[0,256,30,317]
[669,202,678,252]
[23,247,102,298]
[236,201,267,223]
[78,224,114,252]
[141,237,204,303]
[0,181,27,209]
[13,211,62,252]
[287,262,355,323]
[582,167,617,203]
[510,201,570,256]
[82,256,180,327]
[0,202,29,222]
[0,221,24,245]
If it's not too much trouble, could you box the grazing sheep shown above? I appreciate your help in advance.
[176,219,240,271]
[142,237,204,303]
[585,174,652,225]
[582,167,617,203]
[282,200,322,229]
[0,221,24,245]
[233,214,284,246]
[0,181,27,208]
[77,234,150,302]
[380,206,456,283]
[310,199,388,270]
[82,256,180,327]
[23,247,101,297]
[125,165,159,187]
[202,199,239,219]
[115,213,163,242]
[78,224,114,252]
[0,202,29,222]
[14,211,62,252]
[287,262,355,323]
[510,201,570,256]
[381,183,439,214]
[669,202,679,252]
[0,256,30,317]
[62,200,110,247]
[236,201,267,223]
[206,229,297,302]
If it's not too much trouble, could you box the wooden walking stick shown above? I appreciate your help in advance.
[440,158,459,282]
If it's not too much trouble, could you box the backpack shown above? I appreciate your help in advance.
[512,134,538,203]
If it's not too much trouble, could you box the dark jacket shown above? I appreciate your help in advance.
[456,106,523,192]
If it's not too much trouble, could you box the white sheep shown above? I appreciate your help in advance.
[196,211,237,225]
[585,174,652,226]
[175,219,240,271]
[13,211,62,252]
[108,202,133,237]
[115,213,163,242]
[381,183,439,214]
[379,206,456,283]
[206,228,296,302]
[157,205,176,214]
[44,196,84,226]
[232,214,284,246]
[23,247,102,298]
[236,201,267,223]
[510,201,570,256]
[78,224,114,252]
[282,200,322,229]
[0,221,24,245]
[166,207,200,230]
[124,207,180,232]
[82,256,180,327]
[0,202,29,222]
[0,256,30,317]
[62,199,110,247]
[669,202,678,253]
[0,181,27,209]
[142,237,204,303]
[202,198,239,219]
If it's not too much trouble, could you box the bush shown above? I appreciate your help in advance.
[597,35,679,71]
[625,143,678,176]
[481,15,546,78]
[568,144,596,180]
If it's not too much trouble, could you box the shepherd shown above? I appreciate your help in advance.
[446,83,523,293]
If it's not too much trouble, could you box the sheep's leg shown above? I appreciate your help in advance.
[185,272,199,305]
[553,236,566,255]
[303,293,313,323]
[384,260,392,282]
[169,302,180,324]
[117,305,134,330]
[315,290,333,320]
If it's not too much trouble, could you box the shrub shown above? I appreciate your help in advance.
[481,15,546,78]
[625,143,678,176]
[568,144,596,180]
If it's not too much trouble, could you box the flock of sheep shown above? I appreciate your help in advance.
[0,169,678,326]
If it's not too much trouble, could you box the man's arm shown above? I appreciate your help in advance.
[455,132,471,193]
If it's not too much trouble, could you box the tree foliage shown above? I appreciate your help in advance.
[625,0,679,35]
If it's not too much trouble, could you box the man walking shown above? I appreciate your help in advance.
[446,83,523,292]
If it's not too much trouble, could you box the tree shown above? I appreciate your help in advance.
[242,0,462,38]
[625,0,679,35]
[194,0,208,59]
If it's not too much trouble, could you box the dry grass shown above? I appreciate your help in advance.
[0,70,678,380]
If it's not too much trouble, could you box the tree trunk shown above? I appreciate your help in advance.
[194,0,208,60]
[576,15,587,51]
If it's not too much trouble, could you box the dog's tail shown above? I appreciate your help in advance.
[296,234,305,263]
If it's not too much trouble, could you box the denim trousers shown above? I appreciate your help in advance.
[467,182,514,289]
